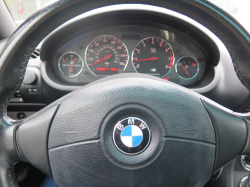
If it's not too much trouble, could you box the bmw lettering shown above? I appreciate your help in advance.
[113,117,151,155]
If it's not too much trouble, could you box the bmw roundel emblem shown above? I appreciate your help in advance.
[113,117,151,155]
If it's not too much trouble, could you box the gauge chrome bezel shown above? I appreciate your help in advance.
[85,35,129,76]
[240,155,250,171]
[131,36,175,77]
[58,51,84,77]
[175,56,199,80]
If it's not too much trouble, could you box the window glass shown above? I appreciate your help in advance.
[4,0,250,33]
[209,0,250,33]
[4,0,55,26]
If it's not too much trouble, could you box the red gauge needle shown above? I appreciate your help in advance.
[134,57,159,62]
[89,54,112,67]
[69,58,76,74]
[181,64,190,77]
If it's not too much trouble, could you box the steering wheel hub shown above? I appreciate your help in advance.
[46,74,215,186]
[113,117,151,155]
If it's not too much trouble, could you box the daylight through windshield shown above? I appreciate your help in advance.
[4,0,250,33]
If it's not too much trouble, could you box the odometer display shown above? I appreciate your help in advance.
[132,37,174,77]
[85,35,129,76]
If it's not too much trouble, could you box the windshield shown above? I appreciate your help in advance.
[209,0,250,32]
[4,0,250,33]
[4,0,55,26]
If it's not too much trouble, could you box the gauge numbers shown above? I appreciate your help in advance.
[132,37,174,77]
[85,35,129,76]
[176,56,199,80]
[58,52,84,77]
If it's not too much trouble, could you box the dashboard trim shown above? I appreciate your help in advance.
[40,4,229,94]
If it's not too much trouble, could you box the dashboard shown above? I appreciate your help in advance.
[11,6,249,113]
[3,4,250,187]
[50,24,208,87]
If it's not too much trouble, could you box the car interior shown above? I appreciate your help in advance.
[0,0,250,187]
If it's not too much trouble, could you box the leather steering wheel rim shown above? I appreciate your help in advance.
[0,0,250,186]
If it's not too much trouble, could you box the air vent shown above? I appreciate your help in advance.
[30,49,40,59]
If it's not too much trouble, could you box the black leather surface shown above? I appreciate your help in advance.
[16,105,59,177]
[0,118,22,187]
[0,0,250,186]
[49,139,215,187]
[208,160,235,187]
[49,75,215,149]
[47,74,216,186]
[202,99,247,172]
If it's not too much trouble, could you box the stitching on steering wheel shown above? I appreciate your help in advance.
[225,43,250,90]
[233,62,250,90]
[3,64,27,117]
[1,0,81,118]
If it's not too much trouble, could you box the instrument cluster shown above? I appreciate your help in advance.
[53,25,208,86]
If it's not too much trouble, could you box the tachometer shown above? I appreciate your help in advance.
[58,52,84,77]
[85,35,129,75]
[132,37,174,77]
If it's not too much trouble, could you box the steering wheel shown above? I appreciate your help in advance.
[1,0,250,186]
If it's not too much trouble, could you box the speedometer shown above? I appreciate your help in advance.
[132,37,174,77]
[85,35,129,76]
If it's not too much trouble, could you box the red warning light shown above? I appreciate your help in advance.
[162,78,169,81]
[191,62,196,67]
[96,67,119,72]
[96,68,106,71]
[111,68,119,72]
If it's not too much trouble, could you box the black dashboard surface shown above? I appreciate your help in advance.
[32,8,250,112]
[6,5,248,113]
[46,24,211,87]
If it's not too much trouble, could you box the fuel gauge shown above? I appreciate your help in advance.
[175,56,199,80]
[58,52,84,77]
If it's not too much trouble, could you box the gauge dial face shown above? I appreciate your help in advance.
[85,35,129,76]
[58,52,84,77]
[132,37,174,77]
[176,56,199,80]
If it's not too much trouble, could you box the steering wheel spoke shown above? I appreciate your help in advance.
[7,75,250,186]
[15,104,59,177]
[45,74,217,186]
[0,118,20,187]
[202,99,248,172]
[0,0,250,186]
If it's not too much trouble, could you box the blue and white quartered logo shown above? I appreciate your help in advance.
[120,125,143,147]
[113,117,150,155]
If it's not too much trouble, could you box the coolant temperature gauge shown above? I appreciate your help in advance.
[175,56,199,80]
